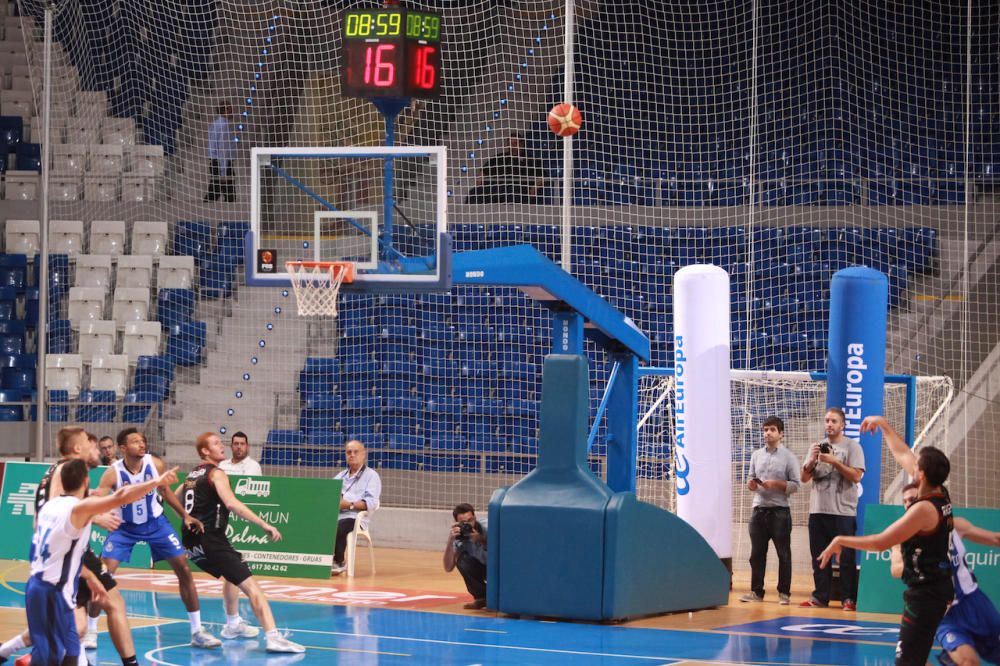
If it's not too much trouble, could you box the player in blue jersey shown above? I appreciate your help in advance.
[96,428,221,648]
[26,458,178,665]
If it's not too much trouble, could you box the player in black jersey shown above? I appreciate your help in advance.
[0,427,142,666]
[819,437,954,666]
[177,432,305,654]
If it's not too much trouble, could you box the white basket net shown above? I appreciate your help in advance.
[285,262,351,318]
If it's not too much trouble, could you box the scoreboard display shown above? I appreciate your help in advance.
[341,8,443,99]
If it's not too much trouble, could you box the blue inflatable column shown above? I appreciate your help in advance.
[826,267,888,530]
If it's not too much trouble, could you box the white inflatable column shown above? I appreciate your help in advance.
[673,264,732,561]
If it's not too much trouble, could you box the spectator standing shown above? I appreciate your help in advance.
[205,102,236,203]
[739,416,799,605]
[800,407,866,610]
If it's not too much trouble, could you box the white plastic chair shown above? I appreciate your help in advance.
[87,353,129,399]
[346,510,375,577]
[116,254,153,289]
[111,287,150,329]
[100,118,135,146]
[49,219,85,255]
[51,144,86,175]
[67,286,106,330]
[73,254,113,291]
[4,171,39,201]
[4,218,39,254]
[129,145,164,176]
[89,220,126,257]
[131,221,168,258]
[89,145,123,174]
[122,320,161,364]
[156,255,195,289]
[77,320,117,363]
[48,176,82,202]
[45,353,83,399]
[120,176,146,202]
[84,175,119,202]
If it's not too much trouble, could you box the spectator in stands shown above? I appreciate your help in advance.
[465,134,544,204]
[800,407,866,610]
[740,416,799,605]
[98,435,117,466]
[444,503,488,610]
[331,440,381,576]
[205,102,236,203]
[218,431,262,476]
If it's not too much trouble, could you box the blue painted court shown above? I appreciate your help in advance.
[0,581,916,665]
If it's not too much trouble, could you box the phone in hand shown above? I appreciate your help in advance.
[819,442,832,455]
[751,477,762,485]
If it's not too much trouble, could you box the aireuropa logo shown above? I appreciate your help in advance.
[7,482,38,516]
[782,622,899,638]
[720,618,899,644]
[235,478,271,498]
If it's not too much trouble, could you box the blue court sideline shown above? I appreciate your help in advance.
[0,583,911,665]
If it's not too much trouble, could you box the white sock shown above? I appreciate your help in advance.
[0,634,25,658]
[77,652,88,665]
[265,629,280,639]
[188,610,202,634]
[87,616,99,633]
[226,613,242,628]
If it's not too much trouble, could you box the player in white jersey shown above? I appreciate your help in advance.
[26,458,178,665]
[96,428,221,649]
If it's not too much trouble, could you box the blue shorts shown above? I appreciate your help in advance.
[103,515,186,564]
[26,575,79,664]
[936,588,1000,663]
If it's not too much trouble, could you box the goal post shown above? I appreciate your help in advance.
[635,368,954,522]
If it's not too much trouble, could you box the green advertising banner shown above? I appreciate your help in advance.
[0,461,153,565]
[858,503,1000,613]
[0,463,341,580]
[160,473,341,580]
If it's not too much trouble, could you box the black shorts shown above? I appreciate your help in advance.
[183,530,252,586]
[75,548,117,608]
[897,578,954,666]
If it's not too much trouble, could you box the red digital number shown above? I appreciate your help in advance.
[364,43,397,87]
[412,45,437,89]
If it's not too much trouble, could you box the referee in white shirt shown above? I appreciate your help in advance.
[332,440,382,575]
[218,431,263,477]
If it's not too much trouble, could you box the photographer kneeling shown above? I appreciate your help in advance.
[444,503,487,610]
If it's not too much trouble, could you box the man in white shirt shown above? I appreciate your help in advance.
[205,102,235,203]
[218,432,263,477]
[332,440,381,575]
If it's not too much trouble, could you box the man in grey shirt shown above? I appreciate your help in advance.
[740,416,800,605]
[800,406,866,610]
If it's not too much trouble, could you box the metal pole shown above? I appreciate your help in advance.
[559,0,574,272]
[34,6,54,461]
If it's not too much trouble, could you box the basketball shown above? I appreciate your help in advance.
[548,103,583,137]
[261,250,273,264]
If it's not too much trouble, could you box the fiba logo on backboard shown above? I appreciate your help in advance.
[235,478,271,498]
[257,248,277,274]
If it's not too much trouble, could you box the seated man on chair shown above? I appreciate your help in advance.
[332,440,381,575]
[444,503,488,610]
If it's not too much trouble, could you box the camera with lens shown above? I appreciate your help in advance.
[458,522,475,538]
[819,442,832,455]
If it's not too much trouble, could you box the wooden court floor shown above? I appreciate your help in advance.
[0,548,916,664]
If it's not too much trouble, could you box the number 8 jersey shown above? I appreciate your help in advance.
[111,455,164,526]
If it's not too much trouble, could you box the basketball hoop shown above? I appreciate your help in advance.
[285,261,354,318]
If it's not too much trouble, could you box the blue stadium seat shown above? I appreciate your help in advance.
[217,221,249,265]
[156,288,196,330]
[46,319,72,354]
[0,255,27,295]
[0,116,23,150]
[132,355,175,400]
[14,143,41,172]
[299,448,337,467]
[305,430,345,447]
[47,389,69,421]
[198,256,235,299]
[123,390,159,423]
[165,321,206,366]
[173,221,213,258]
[0,389,24,421]
[75,389,117,422]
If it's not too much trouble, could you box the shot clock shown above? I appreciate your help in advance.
[341,8,443,99]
